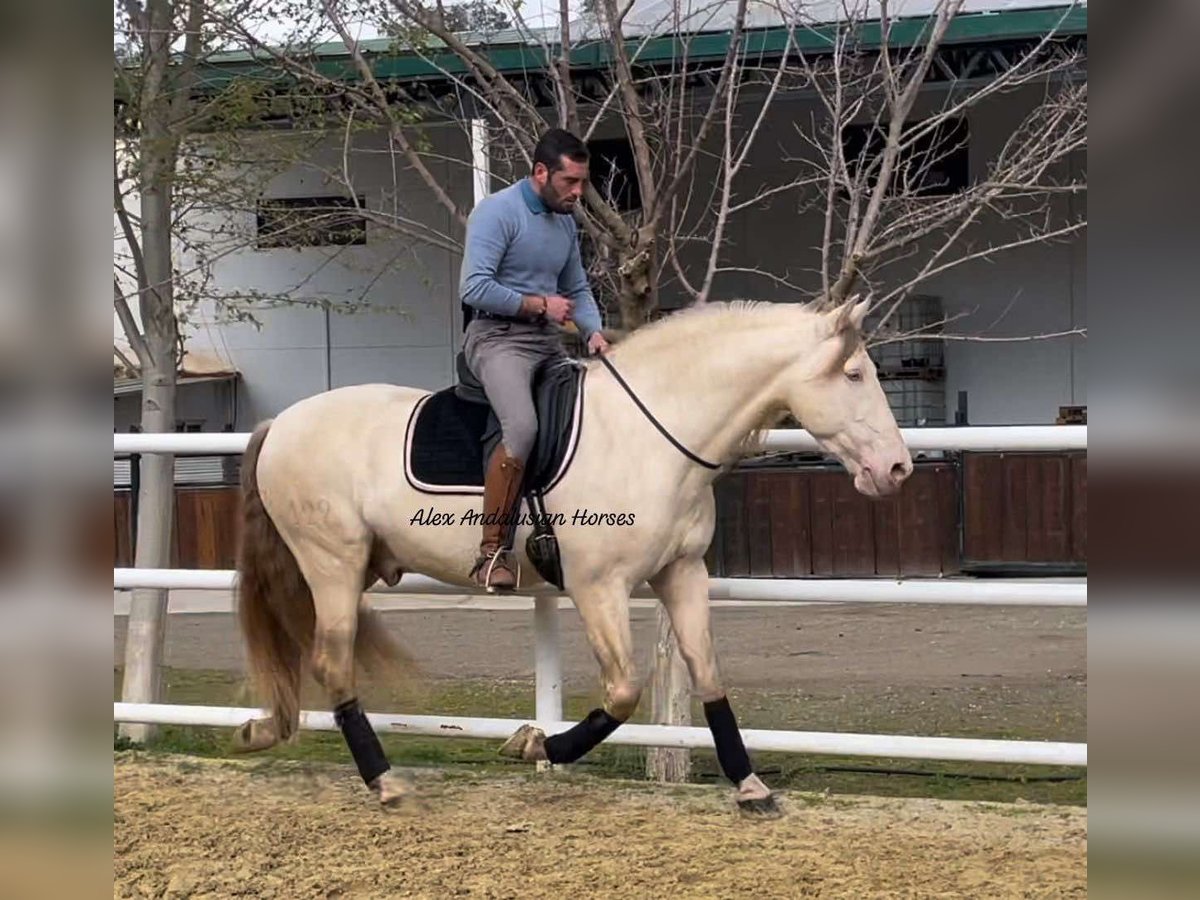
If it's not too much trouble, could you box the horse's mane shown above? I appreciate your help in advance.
[604,299,823,361]
[592,300,826,465]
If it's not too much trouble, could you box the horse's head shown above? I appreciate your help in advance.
[783,299,913,498]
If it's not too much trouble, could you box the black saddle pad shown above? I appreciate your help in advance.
[404,357,586,494]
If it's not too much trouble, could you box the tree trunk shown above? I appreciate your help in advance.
[646,605,691,783]
[616,235,655,328]
[119,0,180,742]
[119,364,175,743]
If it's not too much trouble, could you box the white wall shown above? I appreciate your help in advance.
[181,124,473,429]
[181,83,1085,428]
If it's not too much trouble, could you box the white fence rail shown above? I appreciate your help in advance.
[114,703,1086,767]
[114,567,1086,607]
[114,425,1087,456]
[114,426,1088,768]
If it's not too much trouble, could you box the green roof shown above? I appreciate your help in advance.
[193,6,1086,92]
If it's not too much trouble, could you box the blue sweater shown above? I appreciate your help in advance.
[459,179,603,339]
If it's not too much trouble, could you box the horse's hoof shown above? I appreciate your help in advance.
[231,718,277,753]
[734,774,781,817]
[498,724,548,762]
[737,793,782,817]
[371,771,415,810]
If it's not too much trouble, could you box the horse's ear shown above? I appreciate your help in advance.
[832,297,871,335]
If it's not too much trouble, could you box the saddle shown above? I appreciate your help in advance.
[403,352,585,589]
[404,351,586,495]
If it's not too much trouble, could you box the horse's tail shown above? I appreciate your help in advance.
[236,420,311,743]
[236,420,419,747]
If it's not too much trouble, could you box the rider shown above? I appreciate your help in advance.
[459,128,611,591]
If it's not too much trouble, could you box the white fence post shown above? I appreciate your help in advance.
[533,595,562,772]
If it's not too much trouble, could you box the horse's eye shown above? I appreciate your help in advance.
[846,369,863,383]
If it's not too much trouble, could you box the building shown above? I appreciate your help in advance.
[114,0,1087,575]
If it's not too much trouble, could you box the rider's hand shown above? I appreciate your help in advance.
[587,332,611,356]
[544,295,574,325]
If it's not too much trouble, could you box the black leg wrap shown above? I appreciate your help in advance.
[704,696,753,785]
[543,708,622,765]
[334,698,390,786]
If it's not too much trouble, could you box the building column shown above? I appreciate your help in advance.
[470,117,491,207]
[458,118,492,338]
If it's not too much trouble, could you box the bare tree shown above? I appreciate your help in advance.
[114,0,211,744]
[794,0,1085,323]
[115,0,384,740]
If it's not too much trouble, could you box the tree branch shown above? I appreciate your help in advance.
[557,0,580,132]
[322,1,467,226]
[649,0,751,230]
[598,0,659,214]
[838,1,964,294]
[114,278,152,368]
[114,153,149,293]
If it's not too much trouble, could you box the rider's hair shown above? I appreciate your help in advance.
[532,129,589,175]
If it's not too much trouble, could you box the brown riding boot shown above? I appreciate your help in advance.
[470,446,524,592]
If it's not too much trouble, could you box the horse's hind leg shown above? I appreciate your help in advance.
[650,555,778,815]
[305,556,413,809]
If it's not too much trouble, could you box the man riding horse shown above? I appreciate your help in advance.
[459,129,611,592]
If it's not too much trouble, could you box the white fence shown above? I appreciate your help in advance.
[114,426,1088,769]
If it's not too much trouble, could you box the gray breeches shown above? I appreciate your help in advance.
[463,318,568,463]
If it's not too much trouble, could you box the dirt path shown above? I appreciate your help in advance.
[114,603,1086,692]
[114,754,1087,899]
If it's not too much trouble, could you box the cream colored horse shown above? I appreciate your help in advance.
[234,299,912,814]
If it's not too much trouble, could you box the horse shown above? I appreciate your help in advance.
[232,298,912,814]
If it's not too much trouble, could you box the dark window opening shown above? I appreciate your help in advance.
[256,195,367,249]
[841,117,969,197]
[587,138,642,212]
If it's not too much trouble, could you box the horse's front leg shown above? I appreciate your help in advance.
[500,580,640,764]
[650,555,779,815]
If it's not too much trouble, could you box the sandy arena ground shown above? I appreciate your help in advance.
[115,600,1086,896]
[114,754,1087,899]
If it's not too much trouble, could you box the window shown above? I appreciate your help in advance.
[841,117,969,197]
[587,138,641,212]
[256,195,367,249]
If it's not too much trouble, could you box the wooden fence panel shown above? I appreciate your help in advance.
[964,454,1007,562]
[114,492,133,568]
[768,474,812,577]
[1071,454,1087,562]
[114,485,241,571]
[937,465,962,575]
[897,467,942,575]
[115,454,1084,577]
[1002,455,1028,560]
[176,488,240,570]
[1035,455,1069,561]
[963,452,1086,568]
[808,474,836,576]
[745,473,776,577]
[831,478,875,575]
[715,476,749,577]
[873,494,901,577]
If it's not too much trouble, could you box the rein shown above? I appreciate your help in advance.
[596,353,722,471]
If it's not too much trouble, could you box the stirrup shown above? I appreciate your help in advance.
[472,547,520,593]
